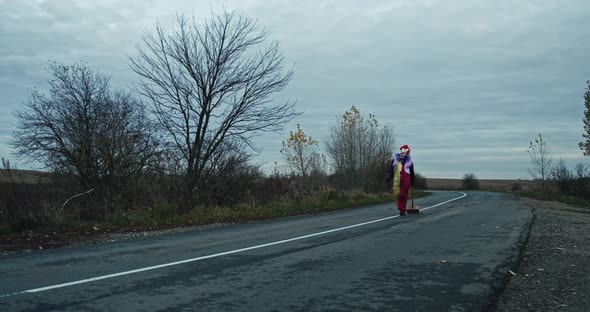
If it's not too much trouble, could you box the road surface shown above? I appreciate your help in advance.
[0,191,532,311]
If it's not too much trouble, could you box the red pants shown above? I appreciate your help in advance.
[397,173,411,211]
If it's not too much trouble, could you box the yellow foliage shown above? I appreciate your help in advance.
[280,124,323,177]
[342,105,364,128]
[284,124,318,148]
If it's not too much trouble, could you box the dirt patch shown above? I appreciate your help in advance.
[0,230,100,253]
[0,224,226,255]
[492,198,590,312]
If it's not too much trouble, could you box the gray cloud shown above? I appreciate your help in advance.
[1,0,589,179]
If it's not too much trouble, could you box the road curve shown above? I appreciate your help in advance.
[0,191,532,311]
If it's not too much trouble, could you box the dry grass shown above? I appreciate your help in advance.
[427,178,540,192]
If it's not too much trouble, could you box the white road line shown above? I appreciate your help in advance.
[4,192,467,297]
[421,192,467,211]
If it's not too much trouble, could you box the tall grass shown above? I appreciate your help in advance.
[102,190,400,232]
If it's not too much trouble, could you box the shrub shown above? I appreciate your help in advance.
[511,183,523,192]
[462,173,480,190]
[551,159,577,196]
[414,173,428,189]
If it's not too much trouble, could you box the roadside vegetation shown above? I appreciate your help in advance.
[461,173,480,190]
[0,154,427,247]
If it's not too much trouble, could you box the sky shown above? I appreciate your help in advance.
[1,0,589,179]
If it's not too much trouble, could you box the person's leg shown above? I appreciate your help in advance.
[396,196,405,215]
[398,182,409,214]
[393,179,400,214]
[398,171,411,215]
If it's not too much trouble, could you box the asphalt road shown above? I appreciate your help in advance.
[0,191,532,312]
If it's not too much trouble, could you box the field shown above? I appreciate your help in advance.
[0,169,540,191]
[427,178,540,192]
[0,169,51,184]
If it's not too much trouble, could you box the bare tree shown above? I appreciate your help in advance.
[574,162,589,178]
[578,80,590,155]
[526,133,552,188]
[130,11,299,206]
[326,106,396,191]
[12,62,159,213]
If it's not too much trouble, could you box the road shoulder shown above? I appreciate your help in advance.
[493,198,590,312]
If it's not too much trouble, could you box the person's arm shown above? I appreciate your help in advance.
[410,163,415,186]
[385,158,396,181]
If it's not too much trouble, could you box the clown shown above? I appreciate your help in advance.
[391,144,415,216]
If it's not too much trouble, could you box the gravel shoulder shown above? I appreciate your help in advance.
[492,198,590,312]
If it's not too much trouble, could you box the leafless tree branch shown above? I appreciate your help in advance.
[130,10,299,206]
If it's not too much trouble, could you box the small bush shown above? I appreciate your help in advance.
[462,173,480,190]
[511,183,523,191]
[414,173,428,189]
[552,160,574,194]
[317,186,341,201]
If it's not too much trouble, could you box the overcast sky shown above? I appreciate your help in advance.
[1,0,589,179]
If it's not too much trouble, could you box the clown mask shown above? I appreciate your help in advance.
[400,145,410,158]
